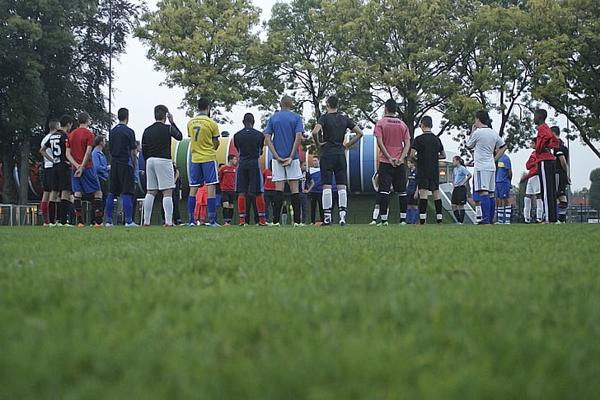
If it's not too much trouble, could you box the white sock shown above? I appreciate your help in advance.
[475,205,482,221]
[381,213,389,222]
[322,188,333,223]
[338,189,347,221]
[536,199,544,221]
[524,197,531,221]
[163,196,173,226]
[497,206,504,223]
[505,205,512,224]
[372,206,380,221]
[143,193,155,225]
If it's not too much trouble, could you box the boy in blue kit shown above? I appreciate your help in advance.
[496,153,513,224]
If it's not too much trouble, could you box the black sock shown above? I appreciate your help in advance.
[379,192,390,221]
[273,191,284,224]
[459,209,465,223]
[291,193,300,224]
[453,210,460,221]
[434,199,443,223]
[419,198,428,224]
[74,198,83,225]
[399,195,407,222]
[49,202,57,224]
[93,199,103,224]
[60,199,70,224]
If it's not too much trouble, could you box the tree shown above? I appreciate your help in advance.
[590,169,600,211]
[136,0,261,118]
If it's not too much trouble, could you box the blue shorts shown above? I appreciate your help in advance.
[496,182,511,199]
[71,168,101,194]
[189,161,219,187]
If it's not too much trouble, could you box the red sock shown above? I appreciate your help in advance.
[256,194,266,225]
[237,194,247,224]
[40,201,49,224]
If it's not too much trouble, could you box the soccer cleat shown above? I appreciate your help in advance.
[207,222,221,228]
[76,223,85,228]
[188,222,197,227]
[163,224,174,228]
[399,221,407,226]
[105,222,114,227]
[554,221,562,225]
[125,222,139,228]
[339,220,346,226]
[258,222,268,227]
[62,223,74,228]
[93,223,103,228]
[369,221,377,225]
[239,223,248,227]
[43,223,50,227]
[377,221,389,226]
[293,223,305,227]
[270,222,280,227]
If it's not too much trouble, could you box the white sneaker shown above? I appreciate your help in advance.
[399,221,407,225]
[105,222,114,227]
[125,222,139,228]
[377,221,389,226]
[369,221,377,225]
[339,220,346,226]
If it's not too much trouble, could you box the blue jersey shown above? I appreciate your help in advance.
[407,168,417,194]
[309,168,322,193]
[453,165,470,186]
[264,110,304,160]
[496,154,512,183]
[92,148,109,182]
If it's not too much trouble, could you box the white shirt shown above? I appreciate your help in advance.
[40,133,54,169]
[466,127,505,171]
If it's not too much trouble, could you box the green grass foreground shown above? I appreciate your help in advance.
[1,225,599,399]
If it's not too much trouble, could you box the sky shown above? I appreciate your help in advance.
[112,0,599,190]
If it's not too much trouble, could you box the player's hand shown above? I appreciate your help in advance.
[167,112,174,124]
[282,158,292,167]
[75,167,83,177]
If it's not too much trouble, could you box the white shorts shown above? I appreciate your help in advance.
[146,157,175,191]
[272,159,303,182]
[526,175,541,195]
[473,169,496,193]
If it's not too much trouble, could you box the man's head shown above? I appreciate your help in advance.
[198,97,211,113]
[154,105,168,122]
[551,125,560,137]
[228,154,237,166]
[534,109,547,126]
[474,110,491,128]
[420,116,433,131]
[301,160,307,171]
[280,95,294,110]
[407,158,415,170]
[312,157,319,168]
[243,113,255,127]
[94,135,106,149]
[77,112,91,126]
[326,95,338,111]
[59,115,74,131]
[48,119,60,132]
[384,99,398,115]
[118,108,129,124]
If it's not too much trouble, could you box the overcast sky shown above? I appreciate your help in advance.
[112,0,599,190]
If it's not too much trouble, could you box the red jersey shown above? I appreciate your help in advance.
[374,116,410,163]
[535,123,559,163]
[263,168,275,191]
[68,127,95,169]
[525,151,538,179]
[219,164,237,192]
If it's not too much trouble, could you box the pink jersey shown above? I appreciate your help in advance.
[374,116,410,164]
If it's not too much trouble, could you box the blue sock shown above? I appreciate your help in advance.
[489,198,496,223]
[105,193,115,224]
[122,194,133,224]
[208,197,217,224]
[408,208,416,224]
[481,195,490,224]
[187,196,196,223]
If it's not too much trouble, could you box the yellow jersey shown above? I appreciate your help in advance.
[187,115,220,163]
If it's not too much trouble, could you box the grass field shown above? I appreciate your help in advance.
[1,225,599,399]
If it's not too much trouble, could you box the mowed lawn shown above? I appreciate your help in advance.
[1,225,599,399]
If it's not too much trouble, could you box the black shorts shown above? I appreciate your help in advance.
[378,162,407,194]
[236,165,263,194]
[320,153,347,186]
[556,172,568,197]
[451,186,467,205]
[41,167,53,192]
[416,175,440,191]
[407,191,418,206]
[221,191,236,204]
[110,163,135,196]
[51,164,71,192]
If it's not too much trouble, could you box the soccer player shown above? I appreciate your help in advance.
[264,96,305,226]
[43,115,77,226]
[262,164,277,222]
[465,110,507,224]
[105,108,138,227]
[92,135,109,208]
[67,112,103,227]
[372,99,411,225]
[310,95,364,226]
[306,157,324,225]
[551,126,570,223]
[533,109,560,223]
[495,152,512,224]
[186,98,221,227]
[410,116,446,224]
[406,159,419,224]
[370,171,381,225]
[523,150,544,223]
[233,113,268,226]
[451,156,471,224]
[39,119,60,226]
[141,105,183,226]
[219,155,237,225]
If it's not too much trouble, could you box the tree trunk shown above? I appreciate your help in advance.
[1,144,18,204]
[18,137,30,205]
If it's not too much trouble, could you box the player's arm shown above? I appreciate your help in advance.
[77,145,93,175]
[264,133,283,162]
[438,142,446,160]
[398,134,411,163]
[39,144,54,163]
[559,154,570,183]
[459,169,472,187]
[311,123,323,150]
[345,126,364,149]
[409,147,417,161]
[168,113,183,140]
[494,144,507,162]
[65,147,79,169]
[287,131,302,160]
[377,136,394,164]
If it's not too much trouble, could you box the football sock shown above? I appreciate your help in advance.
[536,199,544,221]
[93,198,104,225]
[399,193,407,222]
[372,205,380,222]
[291,193,301,224]
[255,194,267,224]
[41,201,49,224]
[459,208,465,223]
[475,205,482,223]
[338,189,347,223]
[122,194,133,224]
[207,197,217,224]
[143,193,155,225]
[524,197,531,221]
[409,208,418,224]
[187,195,196,224]
[418,198,428,224]
[558,201,568,222]
[453,209,460,222]
[273,191,284,224]
[49,201,57,224]
[74,198,83,225]
[480,195,490,224]
[505,205,512,224]
[434,199,443,223]
[59,199,70,224]
[489,198,496,224]
[379,192,390,222]
[497,206,504,224]
[105,193,115,224]
[322,188,333,224]
[238,194,247,224]
[163,196,173,226]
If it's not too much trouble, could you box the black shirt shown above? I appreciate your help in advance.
[47,130,70,166]
[109,123,136,165]
[141,122,183,160]
[318,112,356,156]
[233,128,264,167]
[554,139,569,174]
[411,132,444,179]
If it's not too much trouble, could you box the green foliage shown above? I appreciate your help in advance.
[1,225,600,398]
[136,0,261,119]
[590,168,600,211]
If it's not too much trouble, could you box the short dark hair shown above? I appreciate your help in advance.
[326,95,338,109]
[453,155,465,166]
[198,98,210,111]
[94,135,105,147]
[48,119,60,131]
[550,126,560,136]
[243,113,255,125]
[385,99,398,114]
[228,154,236,162]
[117,108,129,122]
[475,110,492,126]
[154,105,168,121]
[60,115,74,128]
[420,116,433,128]
[535,108,547,121]
[77,112,90,124]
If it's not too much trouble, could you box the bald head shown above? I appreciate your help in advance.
[280,95,294,110]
